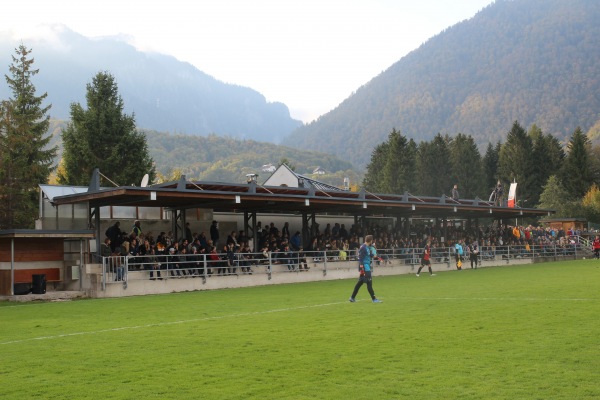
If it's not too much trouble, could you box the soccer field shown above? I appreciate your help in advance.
[1,260,599,399]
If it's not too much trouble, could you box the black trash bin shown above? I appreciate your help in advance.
[32,274,46,294]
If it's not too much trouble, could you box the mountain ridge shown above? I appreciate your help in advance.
[287,0,600,167]
[0,25,302,144]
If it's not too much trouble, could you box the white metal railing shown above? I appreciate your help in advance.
[98,243,584,287]
[572,235,591,248]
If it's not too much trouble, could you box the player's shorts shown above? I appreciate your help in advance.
[421,258,431,266]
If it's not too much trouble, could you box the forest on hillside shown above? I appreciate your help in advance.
[362,122,600,222]
[143,130,359,186]
[288,0,600,167]
[47,119,360,187]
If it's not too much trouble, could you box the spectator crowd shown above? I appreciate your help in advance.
[102,217,597,281]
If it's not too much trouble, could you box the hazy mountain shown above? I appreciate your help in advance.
[45,119,360,185]
[286,0,600,167]
[0,25,301,143]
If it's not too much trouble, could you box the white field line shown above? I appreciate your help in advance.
[0,300,349,345]
[397,297,599,301]
[1,296,597,346]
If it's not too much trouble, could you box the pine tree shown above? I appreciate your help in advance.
[416,133,452,196]
[538,175,582,217]
[58,71,155,186]
[483,141,501,196]
[405,138,418,194]
[382,128,407,194]
[498,121,534,203]
[449,133,485,199]
[363,129,416,195]
[529,126,565,205]
[558,127,593,198]
[0,45,57,228]
[362,141,389,193]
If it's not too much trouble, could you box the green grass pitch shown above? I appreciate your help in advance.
[1,260,599,399]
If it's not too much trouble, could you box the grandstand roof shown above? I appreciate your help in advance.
[49,172,554,221]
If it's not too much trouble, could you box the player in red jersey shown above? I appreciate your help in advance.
[416,240,435,277]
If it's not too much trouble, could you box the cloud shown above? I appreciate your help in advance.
[0,24,73,53]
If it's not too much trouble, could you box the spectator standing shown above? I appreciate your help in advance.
[452,184,459,201]
[129,238,140,270]
[168,247,182,277]
[105,221,121,251]
[297,248,309,271]
[339,224,348,240]
[138,239,152,270]
[113,247,125,281]
[223,242,236,275]
[331,223,340,239]
[148,246,162,280]
[226,231,239,248]
[495,181,504,206]
[198,232,209,250]
[282,222,290,239]
[210,221,220,248]
[132,220,142,238]
[101,237,112,258]
[290,231,302,251]
[207,246,220,274]
[269,222,279,236]
[185,222,193,243]
[238,242,253,274]
[324,223,332,237]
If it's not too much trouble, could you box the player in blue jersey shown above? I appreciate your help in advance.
[349,235,382,303]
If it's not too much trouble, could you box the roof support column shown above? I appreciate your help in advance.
[171,209,185,243]
[443,217,448,242]
[309,213,318,241]
[358,215,366,236]
[301,212,310,251]
[244,211,258,252]
[91,206,101,259]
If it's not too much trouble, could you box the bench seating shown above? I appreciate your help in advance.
[13,268,61,284]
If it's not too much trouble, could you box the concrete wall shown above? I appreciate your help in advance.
[78,255,536,299]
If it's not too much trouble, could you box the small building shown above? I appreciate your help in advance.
[312,166,326,175]
[539,218,587,232]
[263,164,342,191]
[0,229,94,296]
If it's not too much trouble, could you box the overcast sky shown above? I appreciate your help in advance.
[0,0,493,123]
